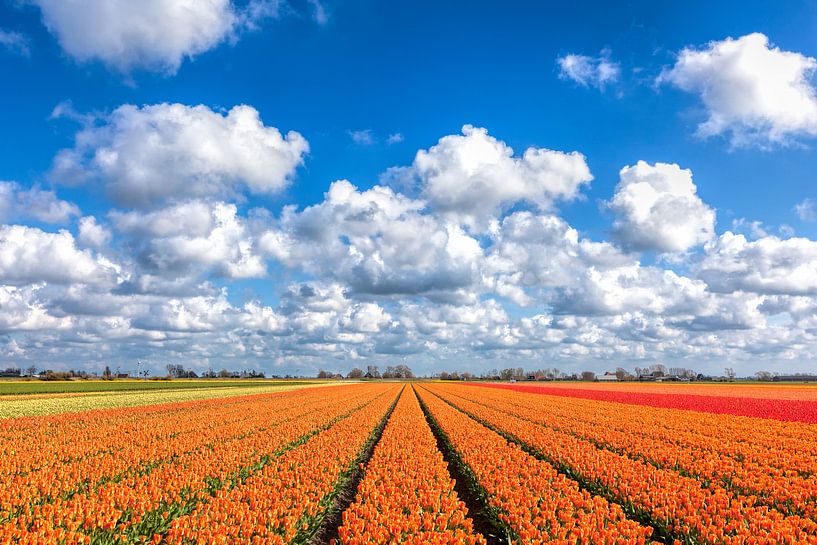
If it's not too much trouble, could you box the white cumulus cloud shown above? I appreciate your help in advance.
[485,210,632,306]
[0,181,79,224]
[0,225,118,286]
[410,125,592,231]
[5,123,817,375]
[77,216,112,249]
[260,180,483,299]
[697,232,817,295]
[609,161,716,253]
[31,0,279,73]
[659,32,817,146]
[51,103,309,208]
[112,200,266,280]
[0,285,72,332]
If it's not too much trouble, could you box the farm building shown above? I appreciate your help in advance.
[596,373,618,382]
[773,375,817,382]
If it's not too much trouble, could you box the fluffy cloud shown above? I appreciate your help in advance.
[484,209,763,334]
[408,125,592,231]
[659,33,817,146]
[764,296,817,329]
[132,292,236,333]
[0,285,72,332]
[395,299,510,350]
[697,232,817,295]
[550,265,709,317]
[260,180,482,299]
[7,123,817,375]
[0,181,79,224]
[110,200,214,237]
[0,225,119,286]
[77,216,112,249]
[52,103,308,207]
[609,161,715,252]
[31,0,274,73]
[557,51,620,89]
[485,211,631,305]
[112,200,265,280]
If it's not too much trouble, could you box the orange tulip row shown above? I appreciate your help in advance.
[334,387,485,545]
[0,384,393,544]
[163,385,403,545]
[464,384,817,472]
[0,386,358,523]
[0,388,311,471]
[448,385,817,518]
[415,386,654,545]
[0,387,352,487]
[427,384,817,545]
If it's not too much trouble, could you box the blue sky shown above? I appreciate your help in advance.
[1,0,816,377]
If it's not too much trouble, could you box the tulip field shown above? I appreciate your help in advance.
[2,382,817,544]
[0,382,328,420]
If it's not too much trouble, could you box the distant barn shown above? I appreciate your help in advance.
[596,372,618,382]
[772,375,817,382]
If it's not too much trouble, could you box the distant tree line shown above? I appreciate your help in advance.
[426,365,803,382]
[318,364,415,380]
[7,363,815,383]
[166,364,198,379]
[199,368,266,379]
[1,364,271,381]
[437,367,568,381]
[2,367,94,380]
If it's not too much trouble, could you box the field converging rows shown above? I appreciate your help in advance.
[1,382,815,544]
[0,381,330,420]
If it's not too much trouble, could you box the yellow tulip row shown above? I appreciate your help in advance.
[0,383,316,420]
